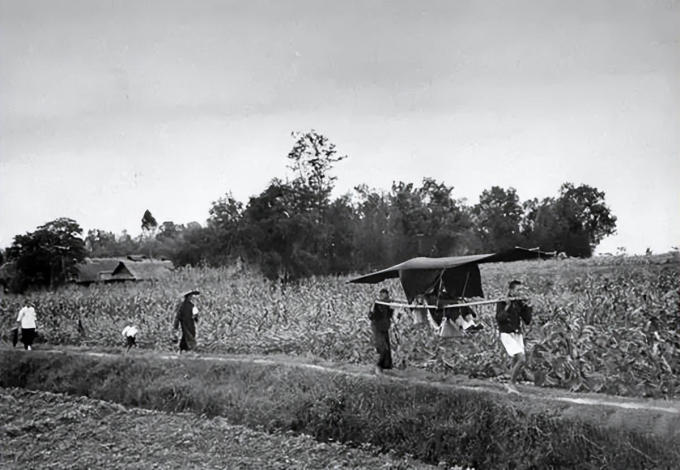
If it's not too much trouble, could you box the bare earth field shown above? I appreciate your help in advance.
[0,387,444,470]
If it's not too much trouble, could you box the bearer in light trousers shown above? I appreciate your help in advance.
[495,280,533,394]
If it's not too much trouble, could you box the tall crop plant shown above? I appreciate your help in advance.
[1,257,678,398]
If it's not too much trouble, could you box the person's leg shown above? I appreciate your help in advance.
[22,328,35,350]
[499,333,521,394]
[510,352,526,384]
[383,330,393,370]
[505,355,522,394]
[375,329,392,373]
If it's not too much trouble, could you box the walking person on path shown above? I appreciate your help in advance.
[173,290,200,353]
[16,302,37,351]
[122,324,138,354]
[369,288,394,374]
[495,280,533,394]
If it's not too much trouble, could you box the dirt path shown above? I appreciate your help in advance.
[35,346,680,415]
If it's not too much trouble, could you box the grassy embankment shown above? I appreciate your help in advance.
[2,349,678,470]
[1,387,439,470]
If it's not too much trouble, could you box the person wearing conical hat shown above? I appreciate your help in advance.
[173,290,200,353]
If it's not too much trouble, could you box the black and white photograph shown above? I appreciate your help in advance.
[1,1,678,468]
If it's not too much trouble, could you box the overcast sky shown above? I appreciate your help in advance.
[1,0,678,255]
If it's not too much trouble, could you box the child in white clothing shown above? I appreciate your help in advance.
[122,325,138,354]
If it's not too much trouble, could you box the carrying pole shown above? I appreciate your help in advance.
[374,297,529,310]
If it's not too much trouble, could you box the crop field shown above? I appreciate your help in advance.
[1,254,678,399]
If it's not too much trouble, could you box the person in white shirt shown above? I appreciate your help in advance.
[16,304,37,351]
[122,325,139,354]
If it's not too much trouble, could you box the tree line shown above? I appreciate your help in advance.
[1,131,617,291]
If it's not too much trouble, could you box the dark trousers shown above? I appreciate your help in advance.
[372,326,393,370]
[21,328,36,349]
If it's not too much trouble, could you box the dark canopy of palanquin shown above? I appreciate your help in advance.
[349,247,553,301]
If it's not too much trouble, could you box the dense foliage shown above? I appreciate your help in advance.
[4,218,87,292]
[2,132,618,289]
[70,131,617,281]
[1,255,677,399]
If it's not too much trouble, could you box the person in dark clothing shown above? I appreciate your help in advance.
[496,280,533,393]
[174,290,200,353]
[369,288,394,374]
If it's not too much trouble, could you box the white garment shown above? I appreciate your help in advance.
[192,306,198,316]
[122,326,138,338]
[412,307,428,325]
[455,315,474,330]
[500,332,525,356]
[16,306,36,329]
[427,311,440,331]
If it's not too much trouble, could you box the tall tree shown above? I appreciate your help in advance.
[140,209,159,258]
[386,178,472,261]
[324,194,356,274]
[552,183,617,257]
[241,179,321,281]
[520,184,617,257]
[206,193,244,264]
[352,185,392,270]
[85,229,120,257]
[520,197,561,252]
[473,186,524,252]
[236,131,347,281]
[287,130,347,208]
[7,218,87,291]
[141,209,158,233]
[170,222,210,267]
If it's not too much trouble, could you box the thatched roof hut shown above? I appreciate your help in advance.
[74,256,174,285]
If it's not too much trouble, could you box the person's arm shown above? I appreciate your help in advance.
[173,303,181,330]
[16,308,24,326]
[495,301,508,323]
[520,303,533,326]
[368,303,377,321]
[465,306,477,319]
[192,305,199,323]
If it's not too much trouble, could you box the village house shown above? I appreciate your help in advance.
[73,255,174,285]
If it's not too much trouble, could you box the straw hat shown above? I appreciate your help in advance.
[182,289,200,298]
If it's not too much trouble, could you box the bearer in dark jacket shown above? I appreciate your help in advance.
[174,290,200,353]
[369,288,394,374]
[496,280,533,393]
